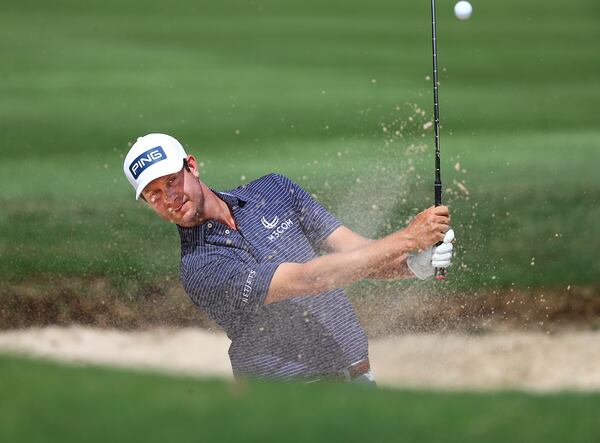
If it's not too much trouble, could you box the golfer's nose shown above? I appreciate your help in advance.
[164,186,179,205]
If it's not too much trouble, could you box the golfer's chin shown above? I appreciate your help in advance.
[171,206,199,227]
[175,218,196,228]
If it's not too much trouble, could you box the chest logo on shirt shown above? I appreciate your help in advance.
[261,216,279,229]
[263,217,294,242]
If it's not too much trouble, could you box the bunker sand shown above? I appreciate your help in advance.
[1,327,599,392]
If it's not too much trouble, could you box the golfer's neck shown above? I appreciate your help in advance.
[206,190,237,231]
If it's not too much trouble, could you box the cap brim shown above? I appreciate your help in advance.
[134,160,185,200]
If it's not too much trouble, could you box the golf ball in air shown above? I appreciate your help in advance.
[454,1,473,20]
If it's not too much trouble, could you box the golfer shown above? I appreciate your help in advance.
[124,133,454,384]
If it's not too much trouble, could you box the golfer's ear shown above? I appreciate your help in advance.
[186,155,200,178]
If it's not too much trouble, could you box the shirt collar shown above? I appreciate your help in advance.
[215,190,246,209]
[217,183,261,207]
[177,186,253,251]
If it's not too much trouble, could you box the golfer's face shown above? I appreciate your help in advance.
[141,166,203,226]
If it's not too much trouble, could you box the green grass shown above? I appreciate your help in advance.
[0,0,599,290]
[0,354,599,443]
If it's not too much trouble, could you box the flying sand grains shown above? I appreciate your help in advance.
[454,162,461,171]
[453,179,470,195]
[422,121,433,130]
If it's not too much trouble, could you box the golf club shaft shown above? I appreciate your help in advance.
[431,0,445,280]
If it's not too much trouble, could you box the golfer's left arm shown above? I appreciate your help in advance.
[323,226,414,279]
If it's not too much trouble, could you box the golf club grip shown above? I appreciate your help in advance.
[434,235,446,280]
[434,184,446,280]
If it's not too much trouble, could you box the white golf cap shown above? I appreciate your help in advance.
[123,133,188,200]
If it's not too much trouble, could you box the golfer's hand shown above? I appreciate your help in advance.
[432,228,454,268]
[404,206,450,251]
[407,229,455,280]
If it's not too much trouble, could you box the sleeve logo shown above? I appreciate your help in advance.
[241,270,257,304]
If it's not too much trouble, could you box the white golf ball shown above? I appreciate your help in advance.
[454,1,473,20]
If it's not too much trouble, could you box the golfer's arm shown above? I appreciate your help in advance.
[264,232,416,304]
[322,225,415,280]
[321,226,374,252]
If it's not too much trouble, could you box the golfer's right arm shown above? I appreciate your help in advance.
[264,205,449,304]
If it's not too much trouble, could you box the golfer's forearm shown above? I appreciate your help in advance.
[301,246,386,289]
[265,250,378,304]
[265,231,417,304]
[365,257,415,280]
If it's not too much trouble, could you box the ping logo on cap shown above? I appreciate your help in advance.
[129,146,166,179]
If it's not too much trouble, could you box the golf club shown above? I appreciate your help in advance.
[430,0,446,280]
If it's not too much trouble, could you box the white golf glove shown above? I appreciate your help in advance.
[407,229,455,280]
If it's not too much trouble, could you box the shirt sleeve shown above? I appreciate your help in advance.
[181,248,280,313]
[271,174,342,247]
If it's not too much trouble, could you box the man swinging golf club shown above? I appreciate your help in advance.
[124,133,455,384]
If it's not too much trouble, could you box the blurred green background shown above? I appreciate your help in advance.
[1,0,599,439]
[1,0,599,291]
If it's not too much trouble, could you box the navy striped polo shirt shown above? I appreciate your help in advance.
[177,173,369,380]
